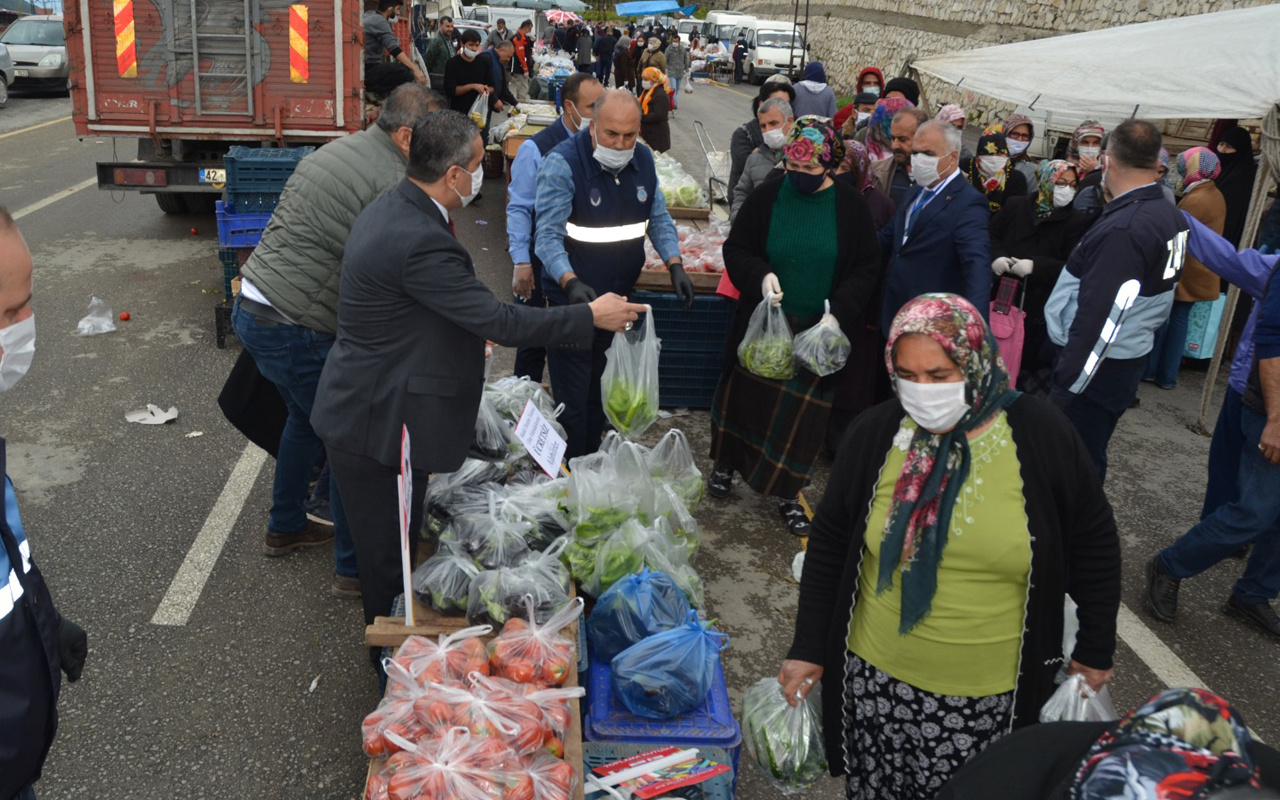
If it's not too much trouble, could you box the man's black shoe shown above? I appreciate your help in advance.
[1145,556,1180,623]
[706,465,732,499]
[1223,594,1280,640]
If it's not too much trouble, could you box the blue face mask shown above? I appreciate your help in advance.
[787,168,825,194]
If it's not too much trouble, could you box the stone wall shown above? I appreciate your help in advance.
[730,0,1275,129]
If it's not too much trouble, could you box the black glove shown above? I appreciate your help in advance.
[59,618,87,682]
[668,263,694,312]
[564,277,598,305]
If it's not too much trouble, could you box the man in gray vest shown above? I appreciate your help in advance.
[232,84,444,598]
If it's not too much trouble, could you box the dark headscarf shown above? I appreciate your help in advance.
[838,139,875,192]
[967,127,1014,213]
[881,294,1020,633]
[882,77,920,106]
[802,61,827,84]
[1216,126,1258,246]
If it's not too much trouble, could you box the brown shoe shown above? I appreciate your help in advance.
[331,572,363,599]
[263,520,333,557]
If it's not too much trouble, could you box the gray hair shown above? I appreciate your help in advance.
[406,110,480,183]
[376,84,447,132]
[495,40,515,52]
[594,88,641,118]
[918,119,961,156]
[757,97,793,121]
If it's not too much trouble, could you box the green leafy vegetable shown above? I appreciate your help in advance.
[742,677,827,793]
[604,379,658,436]
[740,337,796,380]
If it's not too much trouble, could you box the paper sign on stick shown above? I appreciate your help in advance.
[398,424,414,627]
[514,399,568,479]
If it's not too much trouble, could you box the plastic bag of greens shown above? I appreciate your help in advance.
[412,540,482,615]
[647,428,703,512]
[441,498,533,570]
[738,293,796,380]
[486,376,561,427]
[610,610,728,719]
[498,490,571,552]
[588,567,692,661]
[586,518,704,605]
[467,91,491,129]
[614,440,657,521]
[470,393,520,462]
[792,300,851,377]
[741,677,828,794]
[466,539,572,627]
[600,305,660,439]
[650,483,700,559]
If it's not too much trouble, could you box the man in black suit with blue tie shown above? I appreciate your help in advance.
[311,110,647,645]
[877,119,992,334]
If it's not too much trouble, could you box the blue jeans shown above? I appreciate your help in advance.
[15,785,35,800]
[669,75,683,103]
[1144,300,1192,388]
[1203,387,1246,519]
[231,303,357,578]
[1160,404,1280,604]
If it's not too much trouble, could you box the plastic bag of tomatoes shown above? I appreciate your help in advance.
[370,726,523,800]
[489,595,581,686]
[520,683,585,759]
[389,626,493,686]
[362,660,437,758]
[513,751,579,800]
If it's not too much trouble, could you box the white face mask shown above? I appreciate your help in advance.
[1078,145,1100,161]
[592,127,635,171]
[911,152,942,186]
[978,155,1009,181]
[862,85,880,97]
[1007,139,1030,157]
[454,163,483,206]
[564,101,586,132]
[0,315,35,394]
[856,111,870,125]
[641,80,654,90]
[461,47,478,60]
[648,40,660,50]
[1053,184,1076,208]
[896,378,970,434]
[761,128,787,150]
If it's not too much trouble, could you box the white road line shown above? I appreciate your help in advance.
[11,177,98,221]
[151,443,267,626]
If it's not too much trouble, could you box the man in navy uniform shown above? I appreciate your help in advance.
[534,89,695,457]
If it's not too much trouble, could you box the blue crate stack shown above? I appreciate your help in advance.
[631,290,735,409]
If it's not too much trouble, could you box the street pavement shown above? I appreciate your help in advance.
[0,77,1276,800]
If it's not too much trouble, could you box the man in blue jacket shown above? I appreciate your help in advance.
[877,119,992,336]
[1045,119,1188,482]
[0,208,88,800]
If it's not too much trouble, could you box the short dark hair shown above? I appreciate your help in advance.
[459,29,482,45]
[406,110,480,183]
[1107,119,1162,169]
[561,72,599,109]
[376,84,446,132]
[894,107,930,127]
[376,0,400,12]
[496,17,506,24]
[752,83,794,114]
[519,19,532,29]
[439,14,452,23]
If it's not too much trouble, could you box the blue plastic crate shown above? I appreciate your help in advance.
[632,291,734,353]
[223,146,314,193]
[584,656,741,778]
[224,189,281,213]
[216,200,273,248]
[583,741,734,800]
[657,349,724,409]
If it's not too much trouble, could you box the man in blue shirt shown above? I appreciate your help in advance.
[534,89,694,457]
[0,209,87,800]
[508,73,603,383]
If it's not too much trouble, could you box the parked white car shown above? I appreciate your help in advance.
[0,43,13,108]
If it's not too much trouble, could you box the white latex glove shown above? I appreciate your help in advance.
[763,273,783,306]
[991,256,1015,276]
[1011,258,1034,277]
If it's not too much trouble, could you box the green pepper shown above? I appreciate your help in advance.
[603,379,657,436]
[740,337,796,380]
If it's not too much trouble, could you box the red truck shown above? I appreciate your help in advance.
[65,0,366,213]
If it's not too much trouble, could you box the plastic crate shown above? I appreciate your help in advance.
[582,741,734,800]
[216,201,272,248]
[214,300,234,349]
[217,247,253,302]
[224,146,314,193]
[657,349,724,409]
[584,657,741,779]
[631,291,734,353]
[224,190,281,214]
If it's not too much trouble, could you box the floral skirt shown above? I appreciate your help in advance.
[842,652,1014,800]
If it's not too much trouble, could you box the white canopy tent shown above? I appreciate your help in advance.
[909,6,1280,429]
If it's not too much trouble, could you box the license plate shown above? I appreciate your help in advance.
[14,69,28,77]
[199,168,226,186]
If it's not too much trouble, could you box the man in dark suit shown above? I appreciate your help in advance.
[310,110,646,645]
[878,119,992,335]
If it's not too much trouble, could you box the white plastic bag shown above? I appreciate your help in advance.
[1039,672,1118,723]
[792,300,851,377]
[76,296,117,336]
[467,92,490,129]
[600,305,660,439]
[738,293,795,379]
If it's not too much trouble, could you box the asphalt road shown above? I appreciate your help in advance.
[0,79,1276,800]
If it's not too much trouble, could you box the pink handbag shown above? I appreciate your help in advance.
[989,276,1026,387]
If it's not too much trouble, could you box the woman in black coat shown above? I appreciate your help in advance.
[959,128,1029,214]
[638,67,671,153]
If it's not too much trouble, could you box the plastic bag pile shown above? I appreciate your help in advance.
[643,221,729,273]
[654,151,708,209]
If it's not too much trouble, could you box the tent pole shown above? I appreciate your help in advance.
[1195,157,1274,432]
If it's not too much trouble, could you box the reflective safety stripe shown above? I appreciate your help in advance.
[565,220,647,244]
[0,567,23,621]
[1069,279,1142,395]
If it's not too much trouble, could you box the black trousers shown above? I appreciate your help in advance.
[1051,356,1146,484]
[366,61,414,96]
[513,260,548,383]
[326,446,429,662]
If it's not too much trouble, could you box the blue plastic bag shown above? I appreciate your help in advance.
[588,567,692,661]
[610,610,729,719]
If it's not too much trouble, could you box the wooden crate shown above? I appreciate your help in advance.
[668,206,711,220]
[633,269,723,294]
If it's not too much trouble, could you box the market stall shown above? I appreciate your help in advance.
[910,4,1280,429]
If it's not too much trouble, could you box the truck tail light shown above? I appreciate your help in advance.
[112,167,168,187]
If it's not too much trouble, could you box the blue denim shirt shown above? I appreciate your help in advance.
[534,149,681,285]
[506,135,546,265]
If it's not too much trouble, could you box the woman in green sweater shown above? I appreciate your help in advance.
[709,116,883,534]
